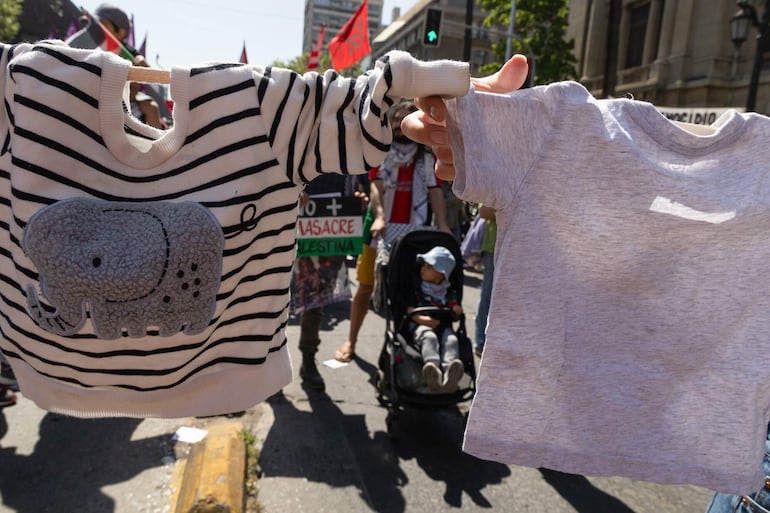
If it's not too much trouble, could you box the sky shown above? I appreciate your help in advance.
[75,0,414,69]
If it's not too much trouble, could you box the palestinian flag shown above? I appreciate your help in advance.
[66,16,134,61]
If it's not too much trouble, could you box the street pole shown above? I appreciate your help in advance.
[464,0,473,62]
[505,0,517,60]
[747,0,770,111]
[443,18,536,79]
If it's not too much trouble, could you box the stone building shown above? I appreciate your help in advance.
[303,0,385,55]
[370,0,502,77]
[567,0,770,112]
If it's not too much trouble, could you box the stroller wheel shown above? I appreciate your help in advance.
[375,370,389,406]
[386,410,398,439]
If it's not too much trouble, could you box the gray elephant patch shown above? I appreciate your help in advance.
[22,198,224,339]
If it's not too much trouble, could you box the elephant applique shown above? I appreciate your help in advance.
[22,198,225,339]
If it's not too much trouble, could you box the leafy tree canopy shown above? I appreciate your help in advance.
[478,0,577,85]
[272,51,362,77]
[0,0,22,42]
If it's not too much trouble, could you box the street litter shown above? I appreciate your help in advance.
[173,426,208,443]
[323,359,349,369]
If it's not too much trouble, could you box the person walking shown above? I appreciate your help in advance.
[474,205,496,356]
[294,174,365,390]
[334,100,450,363]
[67,3,165,128]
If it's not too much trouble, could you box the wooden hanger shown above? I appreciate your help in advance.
[127,66,170,84]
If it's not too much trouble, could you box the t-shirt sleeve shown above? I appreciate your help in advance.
[255,50,470,186]
[446,84,563,210]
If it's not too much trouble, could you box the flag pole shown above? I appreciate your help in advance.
[79,7,136,61]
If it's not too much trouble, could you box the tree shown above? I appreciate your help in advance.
[0,0,22,42]
[477,0,577,85]
[272,51,362,77]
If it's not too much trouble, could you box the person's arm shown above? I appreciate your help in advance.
[427,186,450,234]
[478,204,496,221]
[412,314,440,329]
[406,291,441,329]
[368,177,386,240]
[407,306,440,329]
[447,289,463,318]
[136,99,163,129]
[401,54,529,181]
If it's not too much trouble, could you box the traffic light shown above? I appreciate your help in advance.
[422,7,443,47]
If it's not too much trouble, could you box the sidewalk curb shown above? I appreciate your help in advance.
[168,420,246,513]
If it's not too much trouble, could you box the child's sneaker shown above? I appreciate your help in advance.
[421,362,442,392]
[0,386,16,408]
[442,359,464,393]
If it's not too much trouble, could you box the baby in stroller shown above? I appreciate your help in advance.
[407,246,465,393]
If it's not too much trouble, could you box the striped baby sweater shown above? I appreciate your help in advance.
[0,41,470,417]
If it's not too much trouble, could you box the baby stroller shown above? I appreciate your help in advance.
[374,229,477,436]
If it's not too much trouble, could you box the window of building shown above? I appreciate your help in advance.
[625,1,650,68]
[473,22,489,41]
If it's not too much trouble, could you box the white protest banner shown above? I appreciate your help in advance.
[296,196,363,257]
[656,106,743,126]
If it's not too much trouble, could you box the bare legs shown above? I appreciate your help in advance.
[335,282,373,362]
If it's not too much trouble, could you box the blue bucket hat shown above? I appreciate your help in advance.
[417,246,456,279]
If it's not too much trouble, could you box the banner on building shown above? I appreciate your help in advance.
[656,106,743,125]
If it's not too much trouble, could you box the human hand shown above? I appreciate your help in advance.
[299,191,310,208]
[132,54,149,68]
[401,54,529,181]
[354,190,369,211]
[370,216,386,240]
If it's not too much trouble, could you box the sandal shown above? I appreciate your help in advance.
[0,386,17,408]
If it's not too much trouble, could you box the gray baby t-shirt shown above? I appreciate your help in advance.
[447,81,770,495]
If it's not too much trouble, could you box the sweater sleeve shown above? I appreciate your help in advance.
[255,50,470,185]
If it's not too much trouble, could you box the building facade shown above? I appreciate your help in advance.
[370,0,501,76]
[303,0,385,55]
[568,0,770,112]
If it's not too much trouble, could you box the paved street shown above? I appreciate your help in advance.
[255,264,717,513]
[0,263,717,512]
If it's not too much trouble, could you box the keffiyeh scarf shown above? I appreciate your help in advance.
[378,141,435,225]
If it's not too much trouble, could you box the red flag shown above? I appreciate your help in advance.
[306,24,325,72]
[239,42,248,64]
[328,0,370,70]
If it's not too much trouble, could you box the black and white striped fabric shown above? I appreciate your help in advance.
[0,41,470,417]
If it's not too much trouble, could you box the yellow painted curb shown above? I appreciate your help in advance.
[170,421,246,513]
